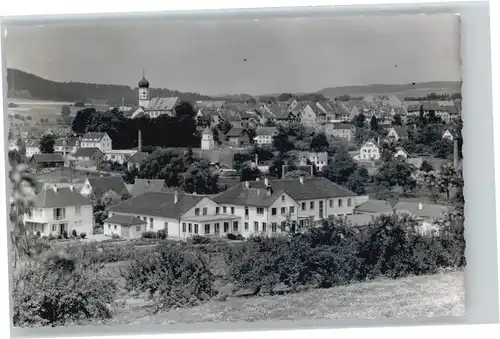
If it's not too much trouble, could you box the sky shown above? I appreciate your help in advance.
[3,14,461,96]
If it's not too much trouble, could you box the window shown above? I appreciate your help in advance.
[233,221,239,232]
[75,206,81,215]
[281,195,285,202]
[195,208,200,216]
[215,223,220,234]
[329,199,333,208]
[271,223,277,233]
[257,207,264,215]
[149,217,154,229]
[272,208,277,215]
[224,222,229,233]
[310,201,315,209]
[290,206,295,214]
[301,202,306,211]
[244,206,249,218]
[203,208,208,216]
[223,206,227,214]
[254,221,259,232]
[347,198,352,207]
[182,223,186,233]
[52,224,57,232]
[136,226,141,232]
[114,225,117,230]
[281,207,286,215]
[244,222,249,231]
[231,207,235,214]
[216,207,220,214]
[338,199,343,207]
[319,201,324,219]
[204,224,210,234]
[299,219,304,228]
[194,224,199,234]
[188,223,192,233]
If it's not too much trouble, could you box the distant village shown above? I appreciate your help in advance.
[8,73,463,242]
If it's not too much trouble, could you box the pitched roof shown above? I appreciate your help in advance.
[108,191,205,219]
[442,105,459,114]
[333,123,355,130]
[256,127,278,136]
[74,147,103,158]
[129,179,172,197]
[103,214,147,226]
[54,138,79,147]
[129,151,149,164]
[392,126,409,137]
[82,132,108,141]
[214,177,356,206]
[31,187,92,208]
[202,127,213,135]
[226,127,247,138]
[31,153,65,163]
[354,200,392,214]
[145,97,179,111]
[86,176,128,200]
[422,102,441,111]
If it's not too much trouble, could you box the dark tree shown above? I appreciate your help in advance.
[39,134,56,154]
[322,150,358,185]
[393,114,403,126]
[353,113,366,129]
[71,108,96,135]
[370,116,379,132]
[310,132,329,152]
[420,160,434,173]
[347,166,370,194]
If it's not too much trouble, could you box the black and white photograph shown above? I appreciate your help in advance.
[3,12,465,328]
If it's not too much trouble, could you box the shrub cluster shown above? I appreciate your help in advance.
[142,230,168,240]
[121,243,216,313]
[12,253,116,327]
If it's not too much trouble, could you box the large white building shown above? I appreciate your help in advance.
[81,132,112,152]
[201,127,215,151]
[354,140,381,162]
[24,185,93,236]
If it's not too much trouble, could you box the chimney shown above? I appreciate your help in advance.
[418,202,424,211]
[264,178,269,186]
[138,129,142,153]
[53,185,58,193]
[453,139,459,170]
[299,176,304,184]
[244,181,249,188]
[174,191,179,204]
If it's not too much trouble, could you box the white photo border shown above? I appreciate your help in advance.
[0,0,498,338]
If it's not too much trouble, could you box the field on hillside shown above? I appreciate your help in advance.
[99,267,464,325]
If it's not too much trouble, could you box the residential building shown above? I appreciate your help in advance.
[81,132,112,152]
[80,175,128,201]
[254,127,278,145]
[442,129,459,141]
[128,179,172,197]
[108,191,241,240]
[54,137,80,155]
[73,147,104,167]
[296,151,329,171]
[127,152,149,171]
[387,126,409,141]
[24,185,93,236]
[353,141,381,162]
[226,127,251,147]
[300,104,318,128]
[26,139,40,158]
[29,153,65,169]
[213,176,358,236]
[103,149,138,165]
[201,127,215,151]
[103,214,147,239]
[324,123,356,142]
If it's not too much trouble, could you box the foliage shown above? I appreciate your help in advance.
[122,244,216,312]
[322,150,358,185]
[157,229,168,240]
[142,231,158,239]
[347,167,370,194]
[375,158,417,194]
[310,133,329,152]
[39,134,56,154]
[227,233,244,241]
[180,160,219,194]
[12,259,116,327]
[370,116,379,132]
[432,139,454,159]
[239,161,261,182]
[420,160,434,172]
[283,170,312,179]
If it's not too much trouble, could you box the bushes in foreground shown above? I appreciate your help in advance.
[121,243,216,313]
[12,254,116,327]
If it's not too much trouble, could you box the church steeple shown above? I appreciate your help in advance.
[138,70,150,88]
[138,70,150,108]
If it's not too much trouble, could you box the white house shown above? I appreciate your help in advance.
[354,141,381,162]
[394,147,409,159]
[81,132,112,152]
[296,151,329,171]
[24,185,93,236]
[387,127,409,141]
[108,191,242,240]
[25,139,40,158]
[201,127,215,151]
[103,214,147,239]
[323,123,356,142]
[54,138,80,155]
[254,127,278,145]
[103,149,138,165]
[213,176,358,236]
[442,129,458,141]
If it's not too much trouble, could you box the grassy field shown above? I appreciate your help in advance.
[102,270,464,325]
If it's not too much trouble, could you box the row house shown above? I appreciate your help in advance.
[254,127,279,145]
[24,185,93,236]
[213,176,358,236]
[323,123,356,142]
[81,132,112,152]
[54,137,80,155]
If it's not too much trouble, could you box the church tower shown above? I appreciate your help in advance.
[201,127,215,151]
[138,71,150,108]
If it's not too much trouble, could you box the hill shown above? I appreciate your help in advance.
[6,68,213,105]
[317,81,462,98]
